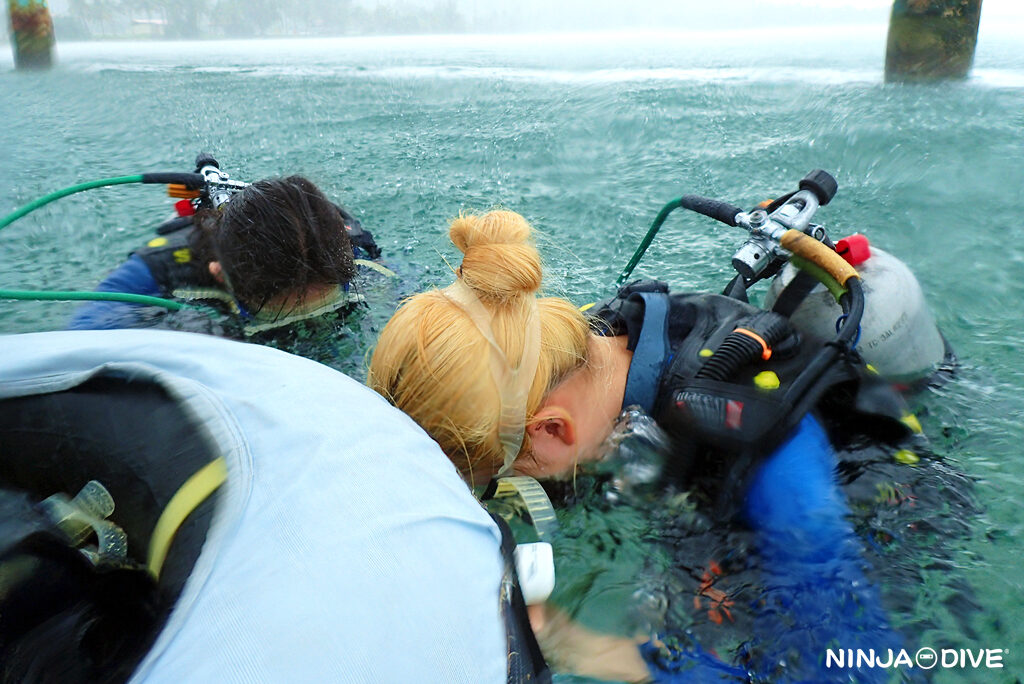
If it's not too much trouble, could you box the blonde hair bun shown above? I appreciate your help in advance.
[449,211,542,301]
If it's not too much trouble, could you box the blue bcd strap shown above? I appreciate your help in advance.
[621,292,671,414]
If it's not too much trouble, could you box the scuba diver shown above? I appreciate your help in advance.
[67,155,384,345]
[366,173,963,682]
[0,328,528,684]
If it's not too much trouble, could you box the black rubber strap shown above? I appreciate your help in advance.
[490,513,552,684]
[771,269,820,318]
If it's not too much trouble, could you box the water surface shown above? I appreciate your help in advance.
[2,25,1022,682]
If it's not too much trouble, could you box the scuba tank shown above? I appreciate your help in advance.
[607,171,942,507]
[764,236,948,384]
[617,170,952,388]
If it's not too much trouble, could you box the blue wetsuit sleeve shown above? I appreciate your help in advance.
[640,640,749,683]
[744,414,851,551]
[67,255,162,330]
[741,415,900,682]
[641,416,901,683]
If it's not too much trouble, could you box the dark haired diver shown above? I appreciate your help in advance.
[67,173,385,357]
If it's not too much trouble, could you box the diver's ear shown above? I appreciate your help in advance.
[528,407,577,447]
[520,406,577,478]
[208,261,225,283]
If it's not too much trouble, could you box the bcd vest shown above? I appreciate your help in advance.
[590,279,914,506]
[133,223,219,299]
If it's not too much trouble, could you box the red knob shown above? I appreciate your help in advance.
[836,233,871,266]
[175,199,196,217]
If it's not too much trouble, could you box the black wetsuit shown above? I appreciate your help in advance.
[580,279,978,680]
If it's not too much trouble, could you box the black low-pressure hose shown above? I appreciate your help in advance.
[836,278,864,346]
[677,195,744,228]
[695,333,764,382]
[140,172,205,187]
[696,312,792,382]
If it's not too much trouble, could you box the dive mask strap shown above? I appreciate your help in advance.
[443,279,540,475]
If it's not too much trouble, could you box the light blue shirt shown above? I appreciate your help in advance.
[0,329,507,683]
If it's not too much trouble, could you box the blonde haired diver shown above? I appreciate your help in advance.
[369,209,613,487]
[368,209,911,683]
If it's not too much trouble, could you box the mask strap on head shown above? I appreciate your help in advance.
[215,268,253,320]
[443,278,541,476]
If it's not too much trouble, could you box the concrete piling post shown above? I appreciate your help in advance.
[885,0,983,82]
[7,0,55,69]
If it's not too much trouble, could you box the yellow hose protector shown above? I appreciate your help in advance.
[780,229,860,286]
[147,457,228,579]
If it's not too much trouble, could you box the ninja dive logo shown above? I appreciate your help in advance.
[826,647,1005,670]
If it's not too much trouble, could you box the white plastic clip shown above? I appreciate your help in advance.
[513,541,555,605]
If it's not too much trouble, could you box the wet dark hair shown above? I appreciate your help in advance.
[191,175,356,313]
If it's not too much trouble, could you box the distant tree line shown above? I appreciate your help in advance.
[53,0,466,40]
[23,0,899,43]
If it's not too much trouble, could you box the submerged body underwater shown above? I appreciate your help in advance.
[2,23,1023,682]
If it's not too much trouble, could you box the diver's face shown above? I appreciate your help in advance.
[514,334,630,480]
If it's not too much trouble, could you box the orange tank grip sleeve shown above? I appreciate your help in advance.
[780,229,860,285]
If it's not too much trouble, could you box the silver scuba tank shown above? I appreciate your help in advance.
[764,235,947,383]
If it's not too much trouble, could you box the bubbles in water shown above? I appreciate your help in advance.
[630,581,669,635]
[592,405,671,503]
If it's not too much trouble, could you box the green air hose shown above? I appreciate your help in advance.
[1,172,207,313]
[0,289,191,311]
[0,176,145,231]
[0,172,203,232]
[788,256,847,302]
[617,197,684,285]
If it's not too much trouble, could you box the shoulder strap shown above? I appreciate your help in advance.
[133,227,204,296]
[770,269,821,317]
[621,291,671,413]
[156,215,194,236]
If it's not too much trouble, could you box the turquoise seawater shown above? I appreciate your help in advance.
[2,25,1023,682]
